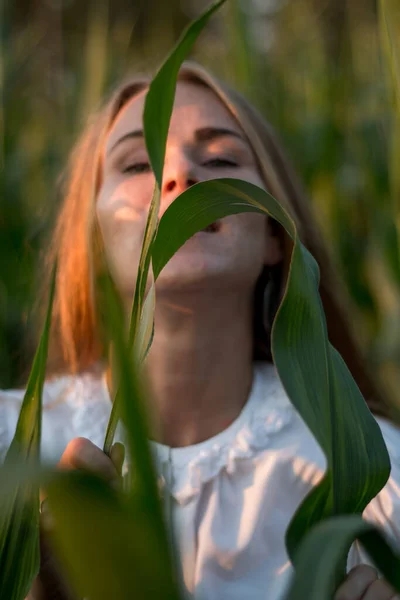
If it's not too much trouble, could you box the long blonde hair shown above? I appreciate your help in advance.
[42,61,390,418]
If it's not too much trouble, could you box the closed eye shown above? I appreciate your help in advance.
[203,158,238,168]
[122,162,150,174]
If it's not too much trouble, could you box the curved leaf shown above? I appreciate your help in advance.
[284,514,400,599]
[151,178,391,559]
[94,273,181,598]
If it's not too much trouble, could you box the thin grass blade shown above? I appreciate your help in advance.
[143,0,227,188]
[0,264,56,599]
[97,272,179,592]
[135,283,156,364]
[130,0,227,345]
[104,0,226,454]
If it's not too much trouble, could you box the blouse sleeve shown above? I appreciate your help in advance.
[347,416,400,569]
[1,372,111,466]
[0,388,25,462]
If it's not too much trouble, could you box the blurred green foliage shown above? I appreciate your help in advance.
[1,0,400,407]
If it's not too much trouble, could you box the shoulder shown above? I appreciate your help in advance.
[247,371,400,557]
[371,416,400,498]
[0,367,110,463]
[375,416,400,462]
[364,417,400,536]
[248,377,400,548]
[0,386,25,461]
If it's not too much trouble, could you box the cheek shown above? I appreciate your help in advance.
[225,214,267,271]
[95,177,154,295]
[96,177,153,232]
[237,166,266,191]
[230,213,266,242]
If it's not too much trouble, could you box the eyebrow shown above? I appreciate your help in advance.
[108,129,144,156]
[108,126,246,157]
[194,127,245,143]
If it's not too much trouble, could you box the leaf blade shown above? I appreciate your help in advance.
[104,0,226,454]
[0,264,56,600]
[46,471,181,600]
[151,177,391,558]
[143,0,227,188]
[284,515,400,599]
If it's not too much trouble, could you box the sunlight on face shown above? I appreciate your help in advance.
[96,81,282,300]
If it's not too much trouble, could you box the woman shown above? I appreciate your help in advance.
[2,62,400,600]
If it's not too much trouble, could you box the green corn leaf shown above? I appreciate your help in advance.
[0,460,181,600]
[284,514,400,599]
[81,274,178,599]
[135,283,156,365]
[143,0,227,188]
[46,470,181,600]
[0,264,56,600]
[101,276,180,580]
[130,0,227,345]
[151,178,391,559]
[104,0,226,455]
[131,0,227,346]
[97,274,161,512]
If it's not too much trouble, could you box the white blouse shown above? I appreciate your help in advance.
[1,362,400,599]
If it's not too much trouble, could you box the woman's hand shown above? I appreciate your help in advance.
[335,565,399,600]
[31,438,125,600]
[40,437,125,531]
[57,437,125,485]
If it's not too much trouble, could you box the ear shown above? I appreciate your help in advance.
[264,218,283,267]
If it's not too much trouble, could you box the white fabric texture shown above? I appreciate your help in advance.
[1,361,400,599]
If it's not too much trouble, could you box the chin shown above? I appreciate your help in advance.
[155,266,254,298]
[155,272,217,294]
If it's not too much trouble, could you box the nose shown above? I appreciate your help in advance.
[162,155,199,196]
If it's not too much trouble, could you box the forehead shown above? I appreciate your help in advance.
[105,80,243,153]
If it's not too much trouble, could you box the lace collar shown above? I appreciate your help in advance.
[149,362,293,504]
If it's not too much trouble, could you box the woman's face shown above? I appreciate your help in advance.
[97,80,282,301]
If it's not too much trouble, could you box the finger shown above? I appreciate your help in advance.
[335,565,378,600]
[362,578,399,600]
[58,437,119,485]
[110,442,125,476]
[40,498,54,533]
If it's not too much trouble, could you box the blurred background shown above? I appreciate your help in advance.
[1,0,400,407]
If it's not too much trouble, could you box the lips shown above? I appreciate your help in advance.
[201,221,220,233]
